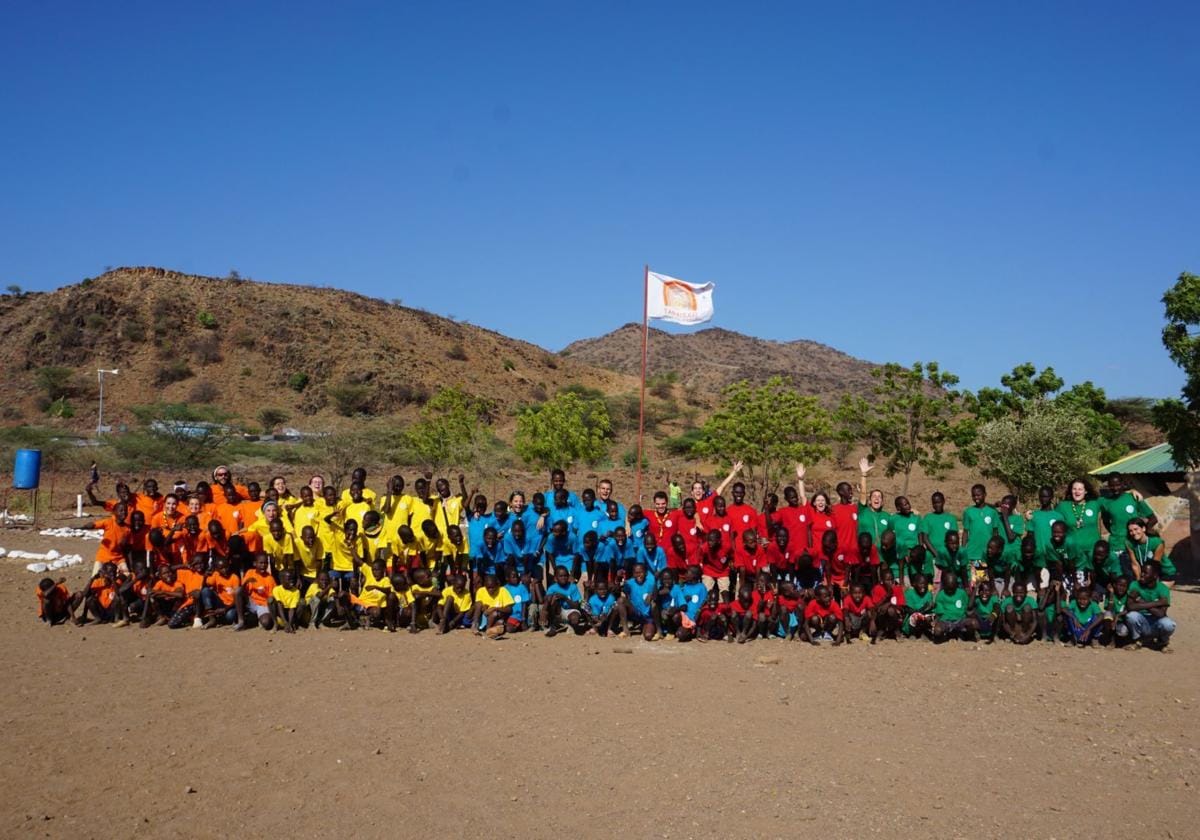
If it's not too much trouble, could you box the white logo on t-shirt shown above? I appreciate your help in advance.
[944,522,951,530]
[799,514,807,522]
[881,518,889,526]
[955,599,963,608]
[824,519,832,528]
[908,523,917,531]
[742,514,750,523]
[1125,504,1135,514]
[852,512,858,521]
[984,516,992,525]
[1085,509,1094,517]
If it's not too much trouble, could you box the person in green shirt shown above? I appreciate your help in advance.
[918,492,958,576]
[982,536,1006,593]
[1104,575,1132,645]
[902,574,934,639]
[1061,586,1105,646]
[962,484,1001,568]
[997,495,1025,592]
[1039,522,1087,588]
[1125,518,1171,582]
[931,571,973,641]
[1099,474,1157,554]
[1055,478,1104,558]
[934,530,968,584]
[1017,534,1041,590]
[1000,580,1038,644]
[1027,485,1061,552]
[857,482,891,546]
[907,545,934,584]
[891,496,922,558]
[970,577,1000,643]
[1037,578,1066,643]
[1125,562,1175,647]
[879,529,900,581]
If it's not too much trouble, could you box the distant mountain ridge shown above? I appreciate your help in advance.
[560,323,880,400]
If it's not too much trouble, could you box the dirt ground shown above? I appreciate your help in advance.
[1,524,1197,840]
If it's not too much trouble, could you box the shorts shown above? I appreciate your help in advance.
[847,612,865,632]
[506,617,523,631]
[329,570,355,588]
[559,608,581,624]
[976,617,994,637]
[701,575,730,595]
[248,602,270,619]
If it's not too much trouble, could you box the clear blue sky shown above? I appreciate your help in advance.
[2,1,1197,398]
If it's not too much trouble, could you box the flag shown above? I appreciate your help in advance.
[646,271,715,325]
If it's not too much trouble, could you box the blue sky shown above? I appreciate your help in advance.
[2,1,1196,398]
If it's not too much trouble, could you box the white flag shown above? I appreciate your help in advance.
[646,271,715,325]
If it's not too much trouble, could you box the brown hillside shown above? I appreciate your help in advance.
[560,323,880,401]
[0,267,638,430]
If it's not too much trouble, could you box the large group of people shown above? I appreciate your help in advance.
[35,459,1178,649]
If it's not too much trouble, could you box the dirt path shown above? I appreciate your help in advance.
[1,529,1196,839]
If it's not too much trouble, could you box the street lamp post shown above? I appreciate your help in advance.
[97,368,119,435]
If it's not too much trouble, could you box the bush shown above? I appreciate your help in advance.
[257,407,289,433]
[35,366,76,401]
[287,372,310,392]
[85,313,106,330]
[155,360,194,386]
[622,449,648,468]
[194,333,222,364]
[45,397,75,418]
[232,328,257,349]
[502,358,516,372]
[446,343,468,361]
[197,311,217,329]
[122,318,146,342]
[663,427,705,456]
[514,391,612,469]
[188,381,219,403]
[328,383,372,416]
[648,371,678,400]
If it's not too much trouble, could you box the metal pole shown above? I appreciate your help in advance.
[97,370,104,436]
[635,264,649,504]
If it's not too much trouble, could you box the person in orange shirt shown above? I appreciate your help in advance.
[118,563,153,626]
[150,493,186,542]
[145,565,185,627]
[126,510,153,567]
[181,495,212,533]
[86,502,133,575]
[174,516,204,566]
[76,563,119,625]
[201,554,241,627]
[170,556,207,628]
[211,465,250,506]
[135,479,165,521]
[36,577,79,626]
[197,520,231,561]
[86,479,139,516]
[237,554,276,631]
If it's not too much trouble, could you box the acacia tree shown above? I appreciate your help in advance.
[851,362,963,494]
[403,386,494,471]
[1153,271,1200,467]
[958,363,1124,466]
[696,376,832,500]
[974,402,1108,504]
[514,390,612,470]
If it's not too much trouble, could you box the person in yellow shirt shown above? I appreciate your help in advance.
[434,475,470,549]
[360,511,391,568]
[378,475,413,536]
[407,566,439,632]
[323,508,367,593]
[249,500,295,547]
[305,570,342,629]
[407,478,441,538]
[285,485,324,540]
[416,520,444,574]
[294,525,326,588]
[341,483,375,530]
[260,518,296,579]
[340,467,378,506]
[355,558,396,631]
[472,572,515,638]
[436,573,474,633]
[269,569,303,633]
[443,525,468,579]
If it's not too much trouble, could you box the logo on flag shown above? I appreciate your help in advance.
[647,271,715,325]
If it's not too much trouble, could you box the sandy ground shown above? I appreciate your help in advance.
[1,524,1197,840]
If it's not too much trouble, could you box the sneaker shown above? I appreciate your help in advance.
[192,617,204,629]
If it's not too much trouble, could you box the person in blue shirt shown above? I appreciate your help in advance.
[596,478,626,528]
[544,520,579,580]
[502,518,541,578]
[465,495,492,561]
[627,504,649,545]
[544,566,583,637]
[578,530,608,590]
[608,527,637,580]
[635,532,667,577]
[584,578,619,636]
[509,491,544,546]
[504,565,538,631]
[473,527,504,583]
[575,488,607,550]
[546,489,581,543]
[545,468,580,509]
[654,569,678,640]
[489,500,516,543]
[671,565,709,642]
[618,563,657,640]
[596,500,625,543]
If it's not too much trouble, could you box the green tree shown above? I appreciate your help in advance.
[327,383,372,417]
[403,386,494,470]
[1154,271,1200,467]
[115,403,242,468]
[257,407,289,434]
[695,377,832,499]
[853,362,963,494]
[514,391,612,470]
[34,366,76,401]
[959,363,1124,466]
[974,402,1108,504]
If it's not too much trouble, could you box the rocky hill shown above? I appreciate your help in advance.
[560,323,880,400]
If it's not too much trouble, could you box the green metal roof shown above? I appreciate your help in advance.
[1091,443,1183,476]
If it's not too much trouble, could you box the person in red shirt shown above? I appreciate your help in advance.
[698,495,733,555]
[819,530,848,599]
[854,532,883,587]
[771,467,813,558]
[776,579,804,640]
[870,566,906,641]
[696,461,743,522]
[647,491,675,543]
[674,498,704,556]
[803,584,844,645]
[764,527,794,581]
[832,480,861,563]
[729,584,755,643]
[733,530,768,586]
[665,534,691,574]
[725,482,766,545]
[697,529,730,595]
[842,580,874,642]
[808,491,836,553]
[751,575,776,637]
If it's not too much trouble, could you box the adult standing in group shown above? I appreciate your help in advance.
[1055,478,1104,559]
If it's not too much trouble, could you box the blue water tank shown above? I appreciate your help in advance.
[13,449,41,489]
